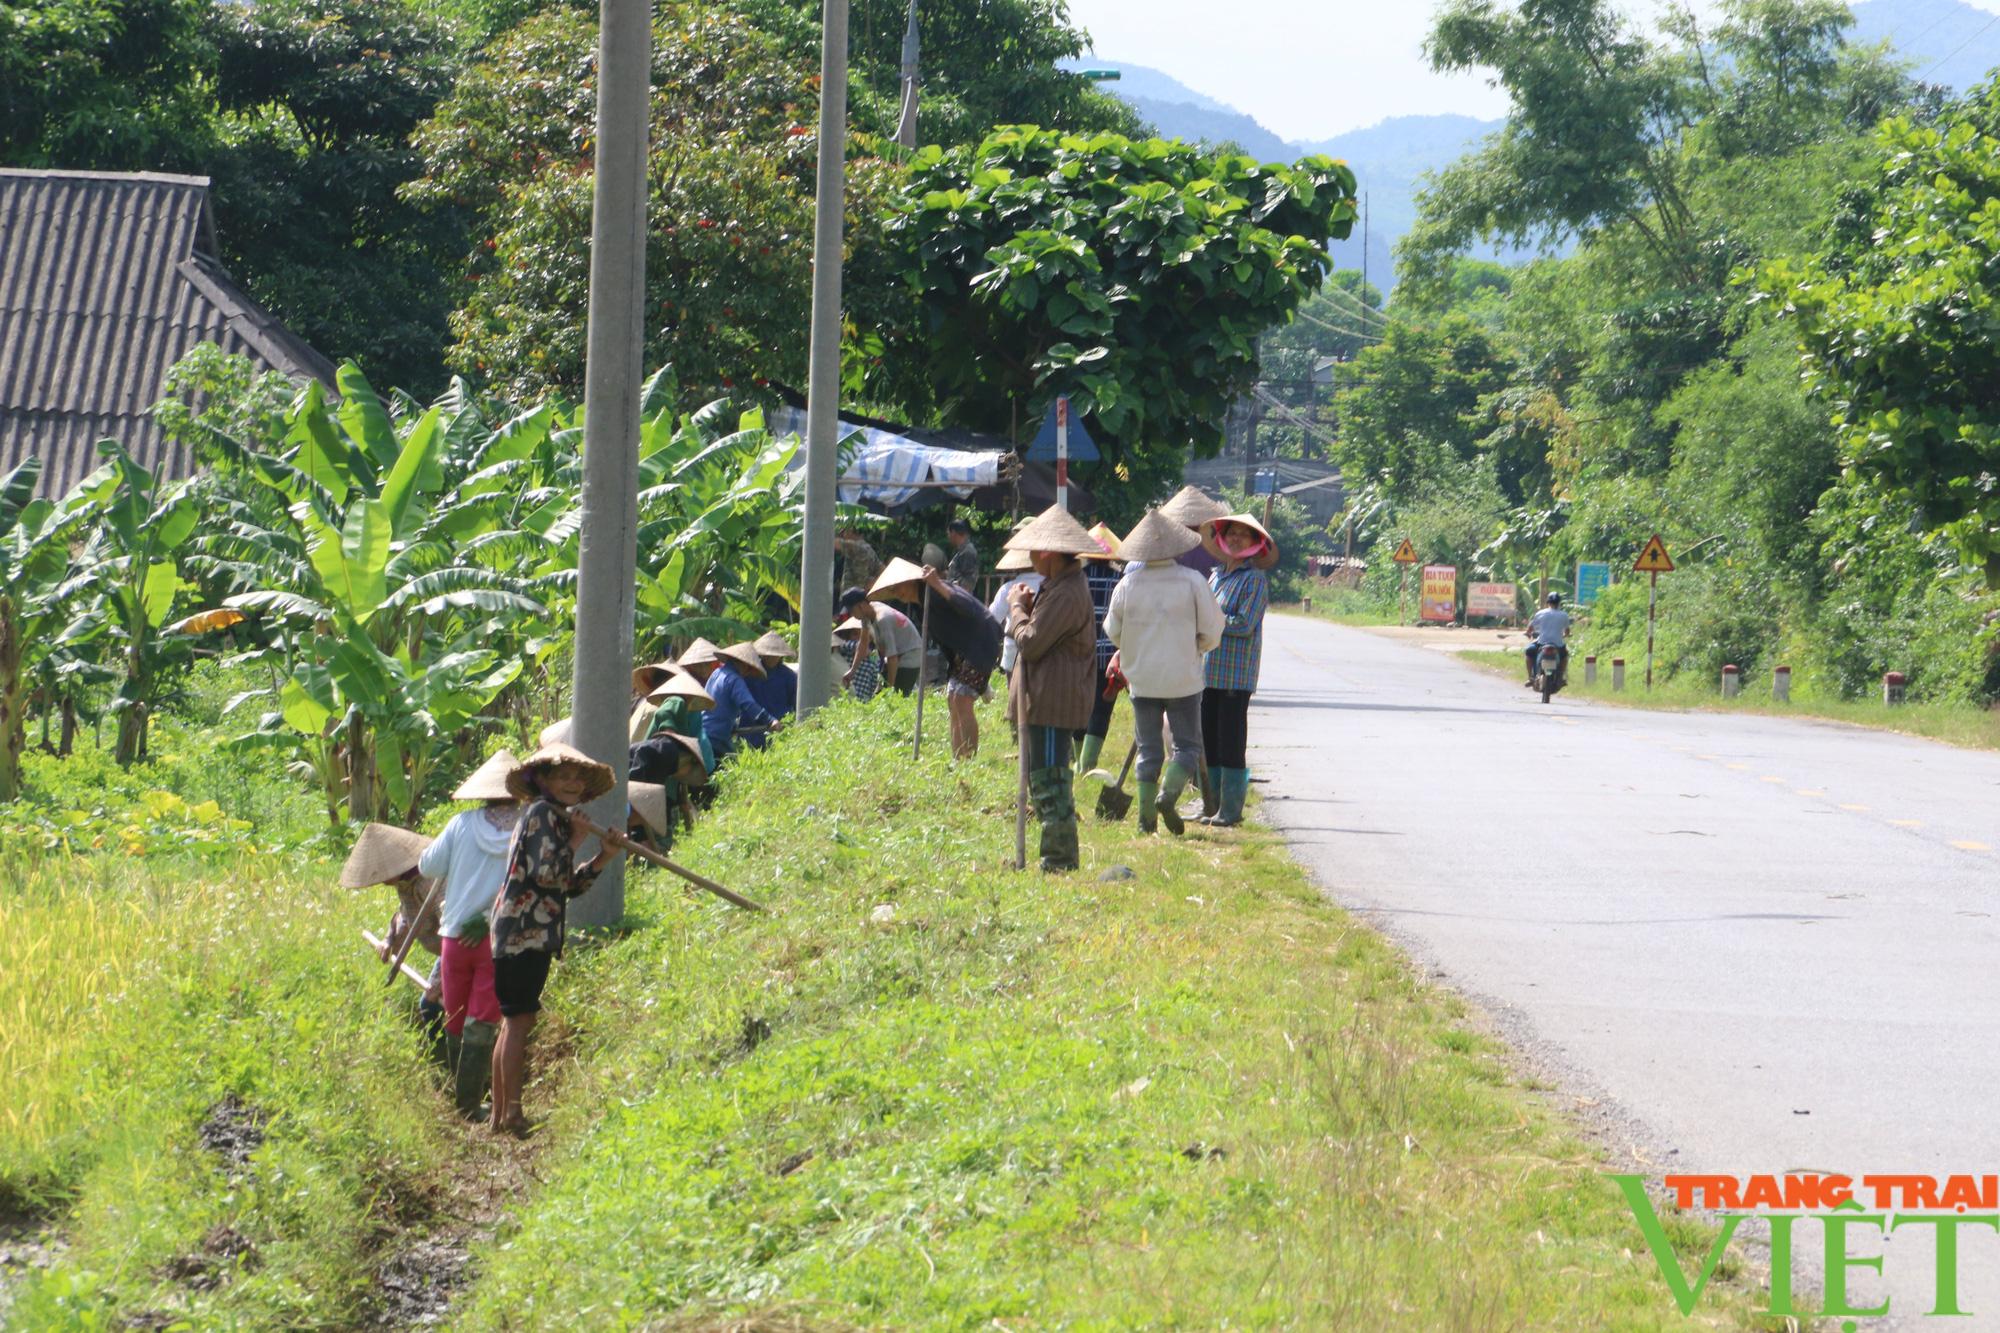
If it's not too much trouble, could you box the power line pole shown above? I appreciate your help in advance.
[894,0,919,149]
[567,0,651,929]
[796,0,850,718]
[1359,191,1370,300]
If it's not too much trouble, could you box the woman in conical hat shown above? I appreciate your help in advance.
[342,823,442,963]
[746,631,799,724]
[1001,505,1102,872]
[1105,510,1225,836]
[421,748,523,1119]
[675,637,723,685]
[487,742,620,1136]
[1195,513,1279,827]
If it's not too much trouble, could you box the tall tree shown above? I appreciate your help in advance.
[882,127,1357,517]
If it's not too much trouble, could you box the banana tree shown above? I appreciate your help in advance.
[190,365,553,822]
[0,459,93,801]
[62,440,204,765]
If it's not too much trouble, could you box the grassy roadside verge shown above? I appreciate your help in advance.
[4,694,1771,1328]
[1458,647,2000,749]
[451,696,1764,1328]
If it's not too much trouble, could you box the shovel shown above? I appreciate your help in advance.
[1095,743,1138,822]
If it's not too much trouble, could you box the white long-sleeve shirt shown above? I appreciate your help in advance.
[417,806,520,937]
[1104,561,1224,699]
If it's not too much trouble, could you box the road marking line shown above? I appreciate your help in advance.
[1760,775,1786,784]
[1889,819,1923,829]
[1726,762,1751,771]
[1953,840,1993,853]
[1839,803,1870,812]
[1696,754,1719,761]
[1796,789,1826,797]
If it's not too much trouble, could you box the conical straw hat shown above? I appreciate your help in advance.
[868,556,928,599]
[506,741,617,803]
[995,547,1034,573]
[1160,485,1230,528]
[1119,509,1202,564]
[631,660,678,692]
[1003,504,1103,556]
[1200,513,1281,571]
[628,782,670,837]
[834,615,866,635]
[753,630,794,659]
[652,730,706,775]
[340,823,432,889]
[453,749,521,802]
[538,718,573,747]
[676,637,722,670]
[646,673,715,709]
[1083,522,1123,560]
[718,642,769,678]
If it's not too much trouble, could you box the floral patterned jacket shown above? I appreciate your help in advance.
[489,799,601,959]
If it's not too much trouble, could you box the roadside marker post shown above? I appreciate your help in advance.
[1392,538,1418,625]
[1585,655,1597,686]
[1722,664,1741,698]
[1773,665,1791,703]
[1632,534,1675,690]
[1056,396,1069,512]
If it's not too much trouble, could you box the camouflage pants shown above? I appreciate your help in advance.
[1026,725,1079,872]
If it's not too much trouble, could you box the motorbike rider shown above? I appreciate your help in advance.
[1523,592,1571,687]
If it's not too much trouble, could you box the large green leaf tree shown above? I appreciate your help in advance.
[881,127,1357,517]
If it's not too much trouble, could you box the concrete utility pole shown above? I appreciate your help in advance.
[796,0,850,717]
[566,0,650,929]
[895,0,920,149]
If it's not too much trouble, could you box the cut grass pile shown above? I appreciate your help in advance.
[2,692,1767,1328]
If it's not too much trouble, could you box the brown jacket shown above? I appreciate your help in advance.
[1008,562,1096,730]
[386,876,443,959]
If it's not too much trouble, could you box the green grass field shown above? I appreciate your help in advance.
[2,694,1771,1329]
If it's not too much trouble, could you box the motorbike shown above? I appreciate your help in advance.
[1532,644,1568,703]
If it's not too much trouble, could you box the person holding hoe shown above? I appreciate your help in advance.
[418,750,520,1119]
[487,741,620,1136]
[341,823,444,1034]
[1105,509,1224,835]
[1198,512,1277,827]
[870,557,1001,760]
[1004,505,1100,872]
[1074,521,1125,780]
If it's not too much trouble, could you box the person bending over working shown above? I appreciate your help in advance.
[487,742,619,1137]
[1523,592,1571,686]
[839,589,924,695]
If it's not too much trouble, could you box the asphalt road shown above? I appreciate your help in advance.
[1251,612,2000,1328]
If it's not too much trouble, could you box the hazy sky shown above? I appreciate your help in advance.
[1064,0,2000,141]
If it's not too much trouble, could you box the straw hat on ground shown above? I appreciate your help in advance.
[718,642,769,678]
[1200,513,1281,571]
[868,556,928,599]
[753,630,795,659]
[453,750,521,802]
[340,823,432,888]
[646,673,715,709]
[1119,509,1202,564]
[1083,521,1123,561]
[995,547,1034,573]
[506,741,617,803]
[676,638,722,670]
[628,782,670,838]
[1161,485,1230,529]
[1003,504,1104,556]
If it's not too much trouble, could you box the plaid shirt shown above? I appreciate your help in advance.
[1085,565,1118,669]
[1204,566,1269,693]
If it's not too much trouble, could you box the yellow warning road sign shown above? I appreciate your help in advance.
[1633,533,1675,574]
[1392,538,1418,564]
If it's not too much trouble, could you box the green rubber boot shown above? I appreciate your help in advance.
[442,1030,463,1082]
[455,1020,498,1121]
[1212,768,1251,827]
[1074,733,1105,778]
[1157,762,1191,836]
[1136,780,1159,834]
[1198,766,1223,822]
[1029,764,1080,872]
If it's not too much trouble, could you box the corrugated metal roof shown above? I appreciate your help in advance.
[0,169,337,496]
